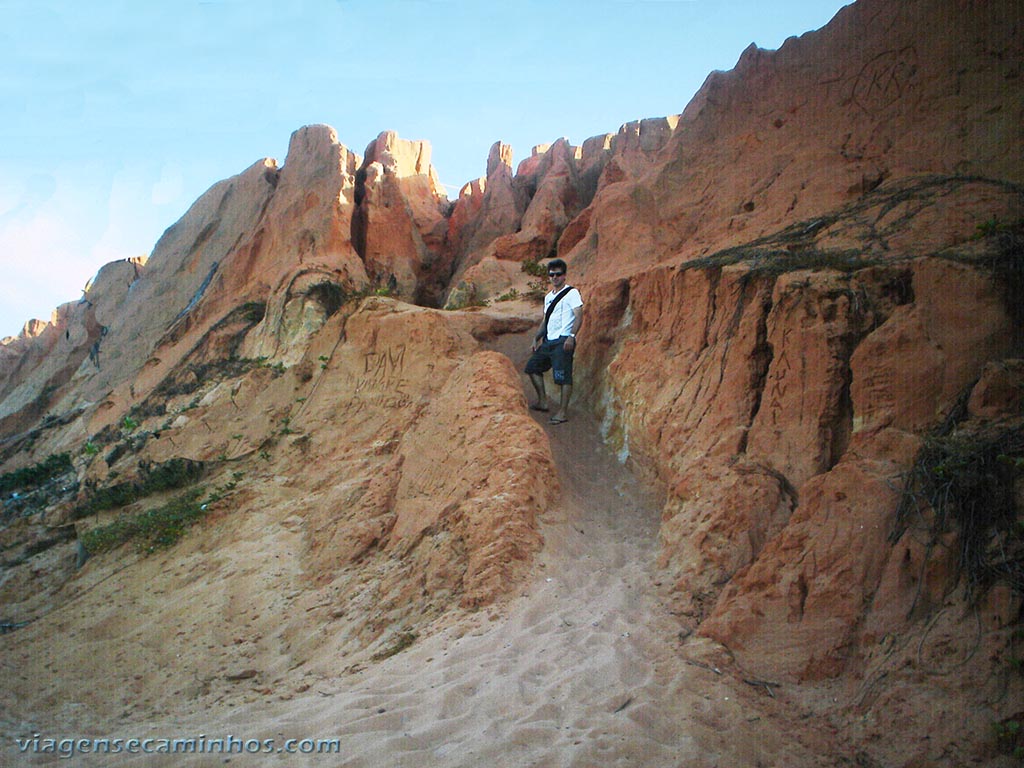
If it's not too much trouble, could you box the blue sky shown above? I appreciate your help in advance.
[0,0,850,339]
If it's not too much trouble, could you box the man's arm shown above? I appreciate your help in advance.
[532,320,545,350]
[563,304,583,351]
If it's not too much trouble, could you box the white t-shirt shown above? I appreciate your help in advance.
[544,287,583,340]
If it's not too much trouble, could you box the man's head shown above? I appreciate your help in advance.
[547,259,568,288]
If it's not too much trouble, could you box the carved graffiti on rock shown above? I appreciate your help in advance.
[850,47,919,115]
[769,328,794,426]
[347,345,413,409]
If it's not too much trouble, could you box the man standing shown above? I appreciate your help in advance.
[525,258,583,425]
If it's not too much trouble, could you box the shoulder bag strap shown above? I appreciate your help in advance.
[541,286,574,337]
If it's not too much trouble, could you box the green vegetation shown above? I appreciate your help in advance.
[445,295,490,310]
[971,215,1024,241]
[73,458,205,519]
[205,472,243,504]
[892,420,1024,602]
[255,358,287,374]
[495,288,520,302]
[975,217,1024,328]
[371,631,418,661]
[992,719,1024,760]
[79,472,242,556]
[0,453,73,496]
[235,301,267,325]
[80,488,207,555]
[524,279,548,302]
[150,358,269,401]
[335,282,394,304]
[103,435,150,471]
[521,258,548,277]
[686,244,878,281]
[669,182,1024,290]
[23,525,78,557]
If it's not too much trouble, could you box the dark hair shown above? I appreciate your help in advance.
[547,258,568,273]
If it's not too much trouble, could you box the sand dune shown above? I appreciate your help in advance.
[7,403,841,768]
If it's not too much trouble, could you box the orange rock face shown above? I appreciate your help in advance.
[562,0,1024,285]
[1,0,1022,764]
[353,130,451,305]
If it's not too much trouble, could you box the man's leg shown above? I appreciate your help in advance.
[549,337,573,423]
[529,373,549,410]
[551,384,572,423]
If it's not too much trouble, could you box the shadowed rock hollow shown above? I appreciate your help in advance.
[1,0,1023,765]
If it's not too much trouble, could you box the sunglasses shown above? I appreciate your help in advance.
[548,272,565,278]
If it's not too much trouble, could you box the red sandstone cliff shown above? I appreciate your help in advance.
[1,0,1022,764]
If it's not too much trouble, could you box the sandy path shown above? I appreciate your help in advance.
[10,338,837,767]
[45,407,826,767]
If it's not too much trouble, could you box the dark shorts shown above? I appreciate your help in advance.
[525,337,575,385]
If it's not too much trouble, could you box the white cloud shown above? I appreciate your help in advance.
[0,169,114,335]
[0,206,97,335]
[0,181,26,219]
[0,161,199,338]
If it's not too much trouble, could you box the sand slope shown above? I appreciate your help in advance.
[5,393,840,767]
